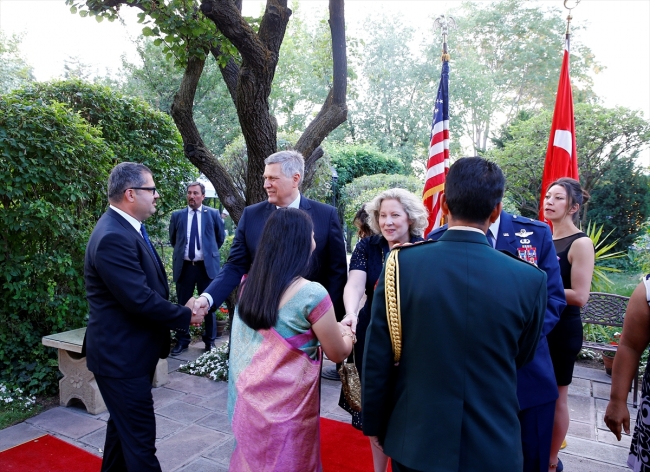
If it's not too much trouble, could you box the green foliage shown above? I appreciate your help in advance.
[447,0,599,153]
[584,222,625,291]
[0,31,34,94]
[490,104,650,231]
[0,81,194,395]
[0,94,114,395]
[327,143,404,189]
[586,155,650,250]
[66,0,236,68]
[220,235,234,267]
[14,80,196,240]
[116,38,240,157]
[343,14,432,169]
[340,174,423,229]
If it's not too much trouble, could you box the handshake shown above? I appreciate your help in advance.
[185,296,211,326]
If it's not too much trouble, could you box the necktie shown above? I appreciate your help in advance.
[487,229,496,248]
[140,224,163,272]
[188,209,200,260]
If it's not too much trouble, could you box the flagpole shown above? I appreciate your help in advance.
[563,0,581,52]
[423,15,455,235]
[538,0,581,222]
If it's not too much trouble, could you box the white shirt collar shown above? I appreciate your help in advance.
[277,194,301,209]
[488,216,501,241]
[110,205,142,235]
[188,205,203,212]
[448,225,485,234]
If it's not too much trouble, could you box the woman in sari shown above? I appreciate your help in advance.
[228,208,355,472]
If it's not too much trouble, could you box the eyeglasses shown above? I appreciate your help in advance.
[127,187,158,195]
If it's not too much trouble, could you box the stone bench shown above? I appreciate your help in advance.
[42,327,168,415]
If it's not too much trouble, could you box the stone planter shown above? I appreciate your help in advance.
[216,319,228,338]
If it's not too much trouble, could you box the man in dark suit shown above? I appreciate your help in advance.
[84,162,204,471]
[193,150,347,330]
[362,157,547,472]
[169,181,225,354]
[429,211,566,472]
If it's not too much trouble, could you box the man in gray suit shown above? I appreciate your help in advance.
[169,181,225,354]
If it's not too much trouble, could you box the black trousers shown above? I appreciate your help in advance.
[175,261,216,346]
[95,373,160,472]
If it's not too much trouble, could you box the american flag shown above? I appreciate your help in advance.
[423,60,450,235]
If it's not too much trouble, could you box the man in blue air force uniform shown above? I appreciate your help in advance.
[429,210,566,472]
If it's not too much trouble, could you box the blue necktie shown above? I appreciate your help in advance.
[188,209,200,261]
[487,229,496,248]
[140,224,163,272]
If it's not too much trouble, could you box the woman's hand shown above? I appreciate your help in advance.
[341,313,358,334]
[604,399,630,441]
[339,322,356,344]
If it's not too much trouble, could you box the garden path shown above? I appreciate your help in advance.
[0,340,635,471]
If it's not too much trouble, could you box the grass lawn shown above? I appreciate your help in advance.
[603,271,644,297]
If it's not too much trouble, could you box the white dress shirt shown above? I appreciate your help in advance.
[185,205,204,261]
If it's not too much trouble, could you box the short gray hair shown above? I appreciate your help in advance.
[186,181,205,194]
[107,162,152,204]
[265,150,304,185]
[366,188,429,238]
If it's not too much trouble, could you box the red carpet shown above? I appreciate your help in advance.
[320,417,392,472]
[0,434,101,472]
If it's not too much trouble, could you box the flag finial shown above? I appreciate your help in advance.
[563,0,581,37]
[434,15,456,62]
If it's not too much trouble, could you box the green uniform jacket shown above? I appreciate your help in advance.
[362,230,546,472]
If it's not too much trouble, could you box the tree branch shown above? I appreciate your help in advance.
[295,0,347,169]
[200,0,269,67]
[170,54,245,221]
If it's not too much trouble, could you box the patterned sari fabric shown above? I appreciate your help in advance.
[628,274,650,471]
[228,282,332,472]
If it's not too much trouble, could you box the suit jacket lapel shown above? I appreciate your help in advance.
[108,208,167,285]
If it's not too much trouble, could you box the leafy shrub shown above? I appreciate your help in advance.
[0,95,113,394]
[0,81,195,395]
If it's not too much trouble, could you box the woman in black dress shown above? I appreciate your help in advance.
[543,178,595,472]
[340,188,428,472]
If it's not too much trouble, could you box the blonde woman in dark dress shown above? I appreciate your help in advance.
[340,188,428,472]
[543,178,595,472]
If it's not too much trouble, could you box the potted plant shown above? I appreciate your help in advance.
[216,304,229,338]
[601,331,620,376]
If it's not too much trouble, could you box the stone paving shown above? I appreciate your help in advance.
[0,342,639,471]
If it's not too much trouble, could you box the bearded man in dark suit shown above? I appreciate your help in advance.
[84,162,204,471]
[193,150,347,335]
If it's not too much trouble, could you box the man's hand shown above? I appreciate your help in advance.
[341,313,358,334]
[193,296,210,317]
[185,297,206,326]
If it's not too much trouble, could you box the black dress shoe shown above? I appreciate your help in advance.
[205,342,216,352]
[170,343,188,356]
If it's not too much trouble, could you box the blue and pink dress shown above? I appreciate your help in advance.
[227,281,332,472]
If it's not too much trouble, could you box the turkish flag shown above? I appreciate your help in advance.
[539,38,579,222]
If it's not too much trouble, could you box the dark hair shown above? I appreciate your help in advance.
[107,162,152,203]
[353,205,373,239]
[237,208,314,330]
[546,177,590,224]
[186,181,206,195]
[444,157,505,223]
